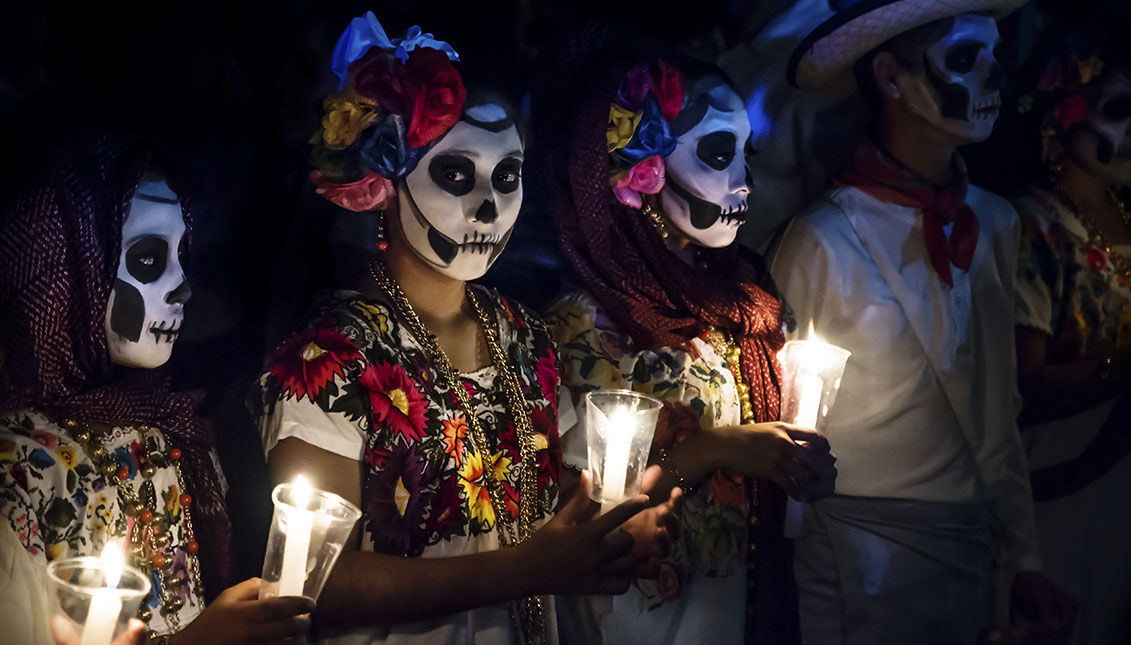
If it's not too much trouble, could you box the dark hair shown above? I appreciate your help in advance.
[670,61,740,136]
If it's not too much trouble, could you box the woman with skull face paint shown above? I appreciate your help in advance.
[1009,18,1131,644]
[0,129,315,644]
[534,28,839,644]
[772,1,1076,643]
[257,13,678,645]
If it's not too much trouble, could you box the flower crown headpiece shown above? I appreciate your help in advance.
[1018,38,1106,163]
[605,61,685,208]
[309,12,466,212]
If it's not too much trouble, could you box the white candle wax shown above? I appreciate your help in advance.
[601,409,633,510]
[278,477,314,597]
[795,372,823,429]
[81,543,124,645]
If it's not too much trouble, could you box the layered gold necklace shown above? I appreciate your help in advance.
[368,260,545,643]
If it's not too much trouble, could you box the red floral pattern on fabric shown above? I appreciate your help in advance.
[359,361,430,444]
[404,48,466,147]
[269,328,361,403]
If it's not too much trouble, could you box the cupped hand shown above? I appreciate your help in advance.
[51,617,146,645]
[1010,570,1077,640]
[718,422,836,500]
[521,471,648,596]
[619,465,682,578]
[169,577,315,644]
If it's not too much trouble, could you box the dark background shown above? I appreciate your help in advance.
[0,0,1117,581]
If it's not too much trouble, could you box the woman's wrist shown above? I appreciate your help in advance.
[670,428,728,484]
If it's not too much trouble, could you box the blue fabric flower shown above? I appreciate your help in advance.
[111,447,136,478]
[358,113,423,180]
[27,447,55,470]
[613,95,677,167]
[392,25,460,63]
[330,13,459,87]
[73,490,88,509]
[331,11,395,86]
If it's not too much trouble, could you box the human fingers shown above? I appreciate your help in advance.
[249,615,312,642]
[782,425,831,453]
[50,615,78,645]
[111,619,147,645]
[590,574,633,595]
[557,471,599,524]
[639,464,664,499]
[249,596,316,622]
[596,528,635,562]
[598,551,638,579]
[218,577,263,603]
[587,496,648,537]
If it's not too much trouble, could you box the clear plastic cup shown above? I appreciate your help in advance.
[46,556,151,645]
[584,389,662,510]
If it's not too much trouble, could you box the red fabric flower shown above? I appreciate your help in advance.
[349,48,410,115]
[653,60,686,123]
[310,170,394,212]
[365,445,391,470]
[1087,246,1108,271]
[270,328,362,402]
[531,407,562,490]
[1054,94,1090,130]
[403,48,466,147]
[29,430,57,450]
[360,362,430,444]
[533,355,559,406]
[652,401,700,450]
[708,471,745,508]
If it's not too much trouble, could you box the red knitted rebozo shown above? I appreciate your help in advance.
[0,129,231,600]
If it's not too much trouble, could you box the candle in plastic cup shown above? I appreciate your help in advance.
[260,476,362,601]
[794,372,824,430]
[46,544,151,645]
[778,336,851,432]
[584,390,662,512]
[278,475,314,598]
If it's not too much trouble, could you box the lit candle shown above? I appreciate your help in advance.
[601,408,633,510]
[80,543,123,645]
[278,475,313,597]
[794,371,823,430]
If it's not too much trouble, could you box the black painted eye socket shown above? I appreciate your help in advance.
[428,154,476,196]
[492,157,522,194]
[945,42,983,74]
[126,236,168,284]
[1101,96,1131,121]
[697,131,737,171]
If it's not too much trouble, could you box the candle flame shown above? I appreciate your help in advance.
[806,320,825,345]
[100,541,124,589]
[292,475,313,511]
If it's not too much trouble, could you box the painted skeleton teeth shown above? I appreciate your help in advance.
[149,319,182,344]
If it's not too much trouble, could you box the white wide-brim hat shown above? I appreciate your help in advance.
[788,0,1028,92]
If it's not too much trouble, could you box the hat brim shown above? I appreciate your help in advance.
[788,0,1028,92]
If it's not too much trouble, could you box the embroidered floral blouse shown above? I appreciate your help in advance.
[546,290,747,645]
[258,289,561,644]
[0,410,212,638]
[1015,187,1131,360]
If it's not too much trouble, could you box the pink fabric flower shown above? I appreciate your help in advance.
[653,60,686,123]
[310,170,394,212]
[615,63,654,111]
[611,155,666,208]
[1054,94,1090,130]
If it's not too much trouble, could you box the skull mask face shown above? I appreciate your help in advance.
[659,81,752,248]
[1067,73,1131,185]
[104,178,190,368]
[901,14,1004,144]
[397,103,523,281]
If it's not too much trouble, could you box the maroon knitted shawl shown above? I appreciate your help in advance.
[0,129,231,599]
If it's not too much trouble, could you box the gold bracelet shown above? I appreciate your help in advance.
[658,447,695,494]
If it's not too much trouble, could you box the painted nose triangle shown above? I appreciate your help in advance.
[474,199,498,223]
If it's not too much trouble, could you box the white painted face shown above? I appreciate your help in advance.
[104,179,190,369]
[1068,74,1131,185]
[901,14,1003,144]
[396,104,524,281]
[659,82,752,248]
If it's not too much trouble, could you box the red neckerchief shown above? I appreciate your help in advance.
[836,140,979,288]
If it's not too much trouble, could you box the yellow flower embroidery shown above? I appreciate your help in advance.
[46,542,66,560]
[0,439,16,462]
[458,452,494,528]
[394,476,411,517]
[55,445,78,470]
[607,105,641,153]
[321,91,378,150]
[167,485,180,514]
[356,302,390,334]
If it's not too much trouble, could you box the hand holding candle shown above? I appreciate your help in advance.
[260,475,362,601]
[46,542,150,645]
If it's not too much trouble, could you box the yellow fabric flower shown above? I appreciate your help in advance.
[0,439,16,462]
[321,91,378,150]
[458,452,495,528]
[607,105,642,153]
[55,445,78,470]
[1078,56,1105,85]
[46,542,67,560]
[356,302,390,334]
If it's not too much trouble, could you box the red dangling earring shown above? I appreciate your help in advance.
[376,210,389,252]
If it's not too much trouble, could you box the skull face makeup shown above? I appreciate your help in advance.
[1068,74,1131,185]
[396,103,523,281]
[659,81,752,249]
[901,14,1004,144]
[104,178,190,368]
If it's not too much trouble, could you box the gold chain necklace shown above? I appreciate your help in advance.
[1052,182,1131,280]
[368,261,545,643]
[63,419,202,643]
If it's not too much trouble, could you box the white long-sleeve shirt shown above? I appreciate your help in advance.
[770,184,1042,573]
